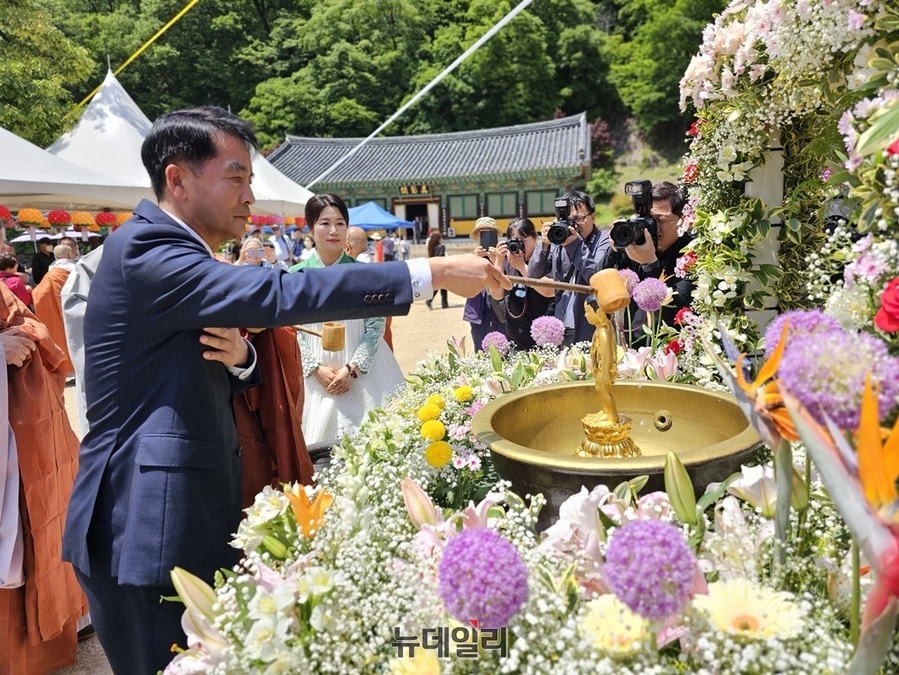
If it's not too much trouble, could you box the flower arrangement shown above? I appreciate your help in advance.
[163,326,899,673]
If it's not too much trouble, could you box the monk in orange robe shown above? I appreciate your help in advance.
[0,284,87,674]
[31,244,76,375]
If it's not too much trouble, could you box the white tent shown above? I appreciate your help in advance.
[0,127,151,210]
[48,69,152,187]
[48,70,313,217]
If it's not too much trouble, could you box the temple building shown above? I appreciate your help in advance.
[267,113,590,237]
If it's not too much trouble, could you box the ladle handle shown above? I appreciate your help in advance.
[293,324,323,338]
[503,275,592,294]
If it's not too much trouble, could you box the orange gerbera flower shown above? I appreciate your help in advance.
[285,487,333,538]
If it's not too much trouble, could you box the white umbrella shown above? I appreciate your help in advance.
[10,229,53,243]
[52,228,101,240]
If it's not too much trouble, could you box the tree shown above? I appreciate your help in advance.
[608,0,727,137]
[0,0,93,146]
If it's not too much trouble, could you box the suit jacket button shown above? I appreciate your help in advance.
[364,294,372,304]
[386,293,393,302]
[378,293,387,303]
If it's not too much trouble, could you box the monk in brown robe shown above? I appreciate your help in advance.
[32,244,77,375]
[0,284,86,674]
[235,326,315,507]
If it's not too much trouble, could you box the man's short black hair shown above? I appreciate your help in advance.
[262,241,275,249]
[38,237,52,245]
[141,106,259,199]
[652,181,688,217]
[563,190,595,215]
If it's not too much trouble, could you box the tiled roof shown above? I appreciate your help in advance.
[267,113,589,186]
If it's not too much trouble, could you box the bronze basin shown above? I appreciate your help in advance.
[472,381,761,526]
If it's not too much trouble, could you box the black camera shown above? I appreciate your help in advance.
[547,196,577,245]
[610,180,658,249]
[506,238,525,255]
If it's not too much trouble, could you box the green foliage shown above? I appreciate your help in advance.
[0,0,94,145]
[609,0,727,135]
[5,0,724,156]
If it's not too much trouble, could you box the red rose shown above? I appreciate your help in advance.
[688,120,703,137]
[886,138,899,157]
[875,277,899,333]
[683,163,700,183]
[673,307,694,326]
[664,339,683,355]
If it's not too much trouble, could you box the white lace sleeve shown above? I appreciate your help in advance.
[299,331,321,378]
[350,317,386,374]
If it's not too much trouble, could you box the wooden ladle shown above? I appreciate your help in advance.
[294,321,346,352]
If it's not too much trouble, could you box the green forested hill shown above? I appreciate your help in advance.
[3,0,724,172]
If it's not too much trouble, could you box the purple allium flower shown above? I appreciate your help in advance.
[764,309,842,359]
[618,268,640,294]
[438,528,528,628]
[778,328,899,431]
[604,520,695,621]
[481,331,510,355]
[632,278,669,313]
[530,315,565,347]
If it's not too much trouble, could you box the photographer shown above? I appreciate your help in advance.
[527,191,610,345]
[464,217,507,350]
[487,217,554,349]
[600,181,695,347]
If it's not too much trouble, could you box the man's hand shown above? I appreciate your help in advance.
[0,327,36,368]
[428,253,512,298]
[624,237,658,265]
[200,327,249,368]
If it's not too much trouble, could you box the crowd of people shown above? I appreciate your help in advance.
[453,185,695,354]
[0,103,694,674]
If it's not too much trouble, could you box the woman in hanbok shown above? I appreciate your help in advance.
[289,194,405,445]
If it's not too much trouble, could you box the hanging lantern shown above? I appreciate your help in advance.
[15,207,43,228]
[71,211,95,230]
[284,216,296,227]
[72,211,95,242]
[113,211,133,231]
[47,209,72,230]
[95,211,116,231]
[0,206,11,228]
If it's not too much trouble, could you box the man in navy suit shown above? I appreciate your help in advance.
[62,106,507,673]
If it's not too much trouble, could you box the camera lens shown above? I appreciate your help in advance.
[547,223,570,245]
[507,239,524,255]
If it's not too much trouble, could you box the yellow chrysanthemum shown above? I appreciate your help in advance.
[426,394,446,409]
[692,577,804,641]
[581,594,651,659]
[417,403,442,422]
[389,647,441,675]
[424,441,452,468]
[420,420,446,441]
[454,385,473,402]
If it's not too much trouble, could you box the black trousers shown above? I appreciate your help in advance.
[75,568,184,674]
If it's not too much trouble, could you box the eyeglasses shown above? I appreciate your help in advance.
[571,213,592,224]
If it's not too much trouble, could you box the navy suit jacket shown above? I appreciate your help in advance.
[63,200,413,586]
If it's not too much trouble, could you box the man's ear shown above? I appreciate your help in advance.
[165,163,190,202]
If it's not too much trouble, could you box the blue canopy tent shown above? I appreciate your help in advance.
[347,201,412,231]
